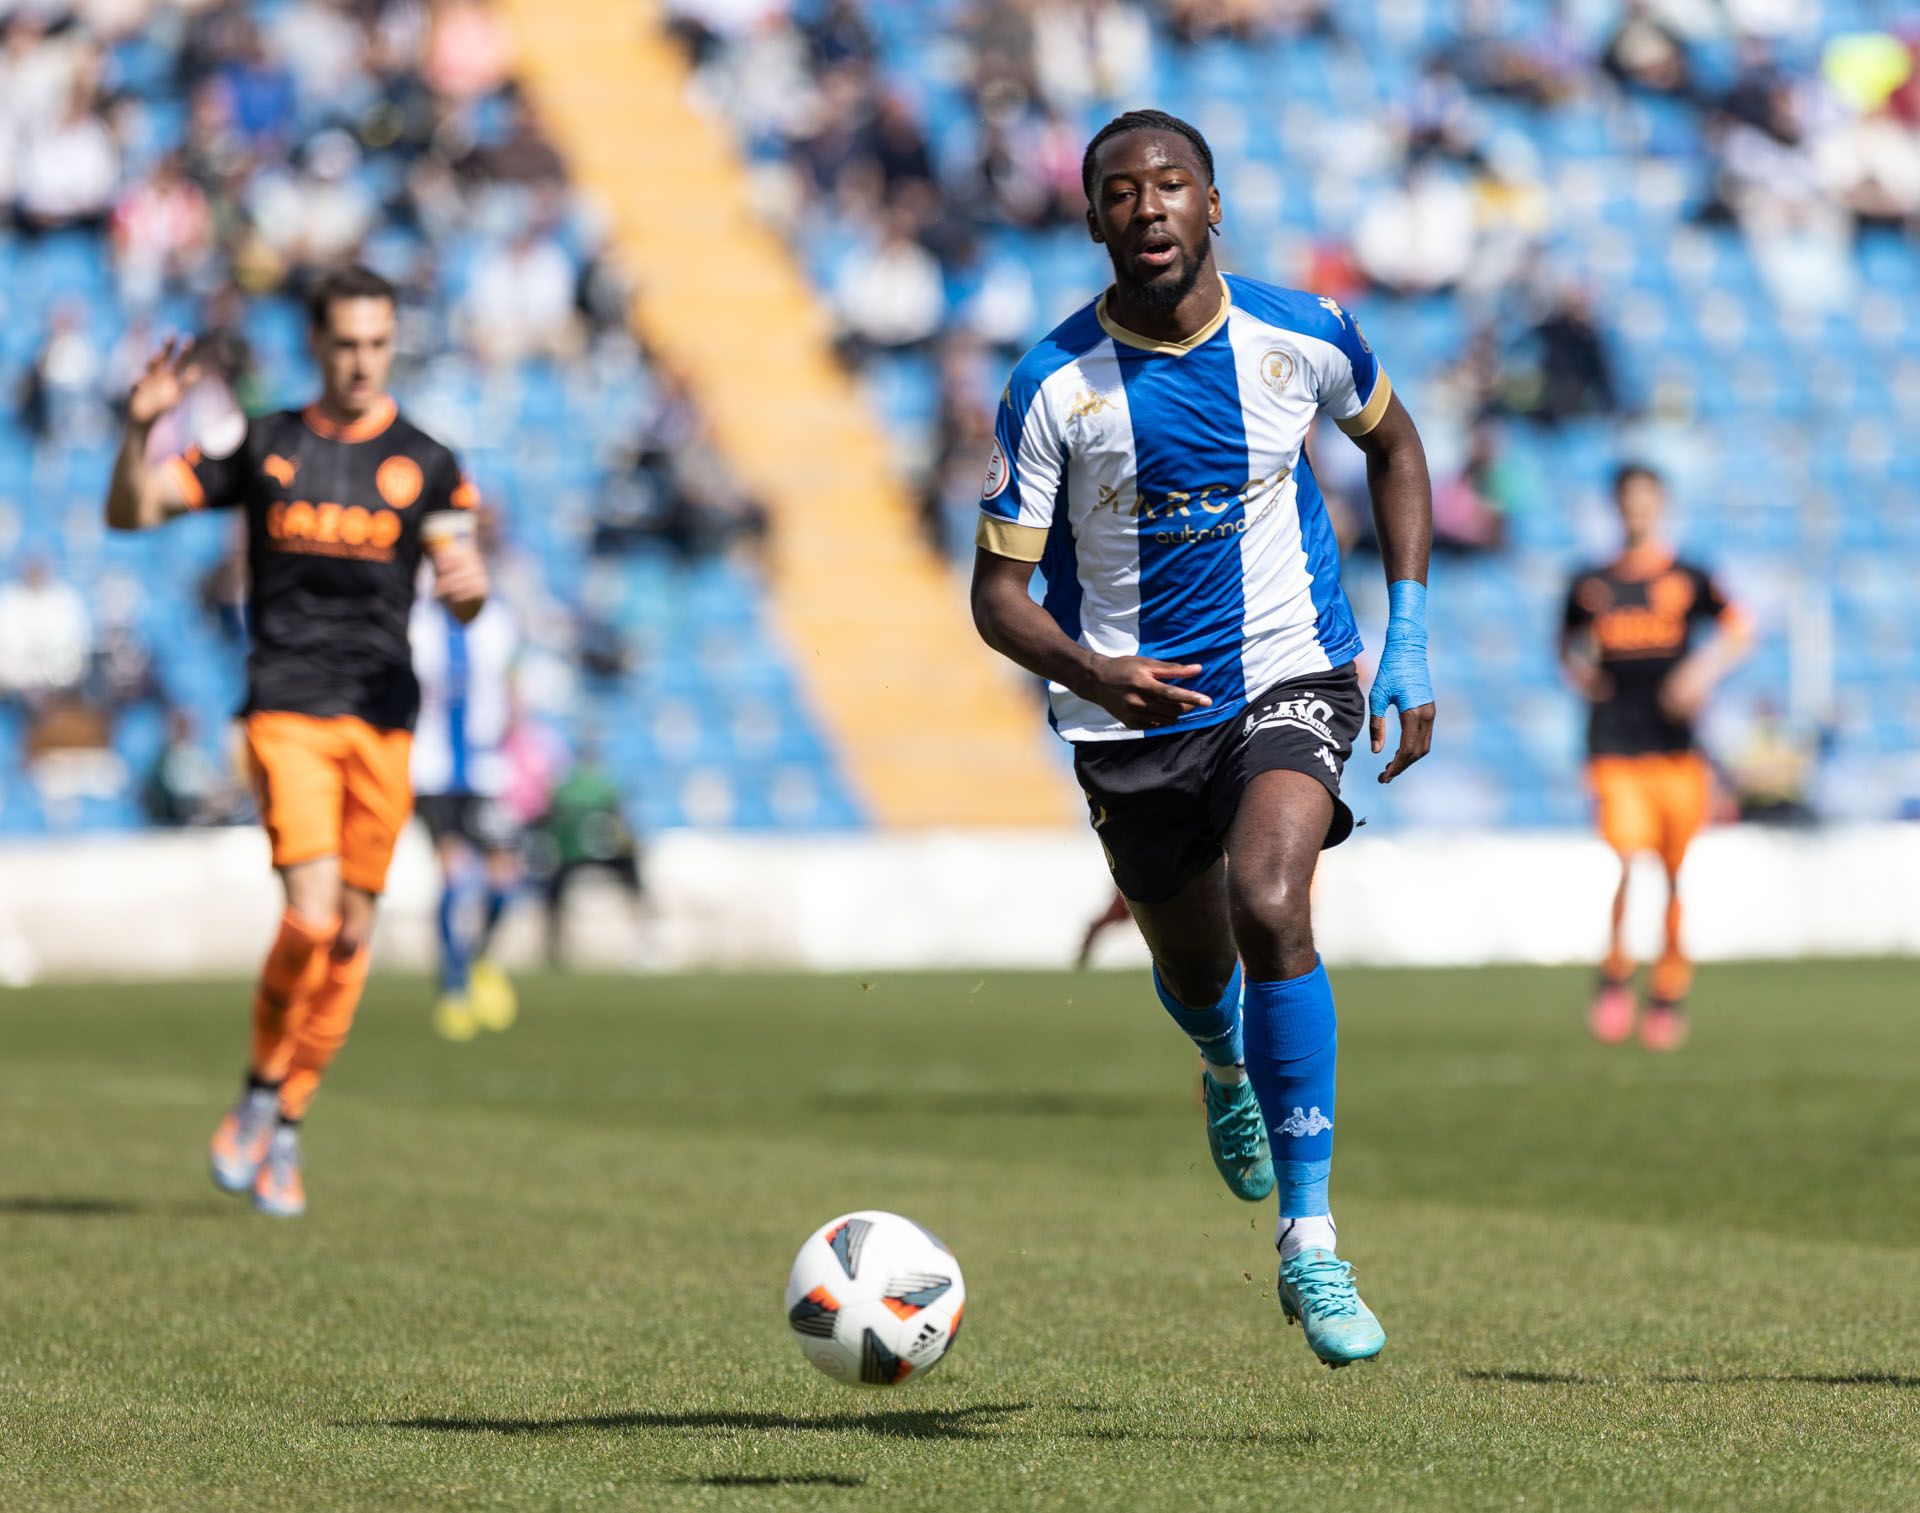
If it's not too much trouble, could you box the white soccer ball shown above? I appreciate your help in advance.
[784,1210,966,1387]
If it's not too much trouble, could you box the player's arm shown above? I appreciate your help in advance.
[104,340,203,531]
[1661,577,1753,721]
[1346,392,1436,782]
[422,468,488,624]
[1557,583,1612,702]
[970,548,1211,730]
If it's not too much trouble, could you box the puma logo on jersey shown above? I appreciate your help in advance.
[263,454,298,488]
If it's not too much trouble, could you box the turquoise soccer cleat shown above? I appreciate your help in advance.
[1278,1248,1386,1368]
[1201,1066,1275,1201]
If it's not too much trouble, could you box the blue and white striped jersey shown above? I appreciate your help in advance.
[977,273,1391,742]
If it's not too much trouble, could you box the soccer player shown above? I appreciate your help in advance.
[1560,463,1750,1050]
[970,111,1435,1368]
[410,531,521,1041]
[103,265,488,1217]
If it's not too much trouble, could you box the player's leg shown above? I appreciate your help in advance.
[431,822,481,1042]
[1643,754,1711,1051]
[1589,757,1655,1044]
[255,722,411,1217]
[1225,769,1383,1367]
[467,820,522,1032]
[1074,888,1133,969]
[1122,858,1274,1200]
[213,717,346,1194]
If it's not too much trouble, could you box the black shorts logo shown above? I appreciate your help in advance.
[1244,696,1337,744]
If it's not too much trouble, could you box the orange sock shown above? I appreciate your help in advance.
[1651,894,1691,1002]
[251,909,337,1083]
[279,944,371,1122]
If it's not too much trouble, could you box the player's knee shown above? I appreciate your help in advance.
[1228,873,1314,973]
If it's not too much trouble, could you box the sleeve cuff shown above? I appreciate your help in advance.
[1334,368,1393,437]
[976,514,1048,562]
[164,456,206,511]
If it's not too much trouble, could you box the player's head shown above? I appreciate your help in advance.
[306,264,396,417]
[1082,110,1221,310]
[1611,462,1667,546]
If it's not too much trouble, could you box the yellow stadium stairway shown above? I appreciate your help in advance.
[499,0,1078,827]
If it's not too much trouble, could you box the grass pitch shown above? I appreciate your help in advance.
[2,960,1917,1510]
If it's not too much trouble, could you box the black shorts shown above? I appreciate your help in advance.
[416,791,518,853]
[1072,663,1364,904]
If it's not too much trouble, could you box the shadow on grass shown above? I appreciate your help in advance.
[0,1196,140,1217]
[672,1474,866,1489]
[1464,1369,1920,1389]
[812,1091,1154,1119]
[361,1402,1030,1441]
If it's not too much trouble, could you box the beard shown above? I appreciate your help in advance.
[1118,237,1213,310]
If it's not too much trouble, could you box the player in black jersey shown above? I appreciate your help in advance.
[1560,464,1750,1050]
[104,266,489,1215]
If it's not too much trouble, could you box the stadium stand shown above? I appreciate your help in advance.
[0,0,865,837]
[671,0,1920,830]
[4,0,1919,837]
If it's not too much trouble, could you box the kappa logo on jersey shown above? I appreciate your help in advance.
[1276,1105,1333,1137]
[1246,696,1337,743]
[262,453,298,488]
[1067,387,1114,421]
[1318,295,1345,321]
[1259,348,1296,393]
[982,438,1010,500]
[375,454,424,510]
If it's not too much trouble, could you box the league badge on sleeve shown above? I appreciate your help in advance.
[982,437,1010,501]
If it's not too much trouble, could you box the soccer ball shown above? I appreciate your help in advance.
[784,1211,966,1387]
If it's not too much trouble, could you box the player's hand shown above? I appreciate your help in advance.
[431,542,489,615]
[1567,662,1613,703]
[1659,658,1711,722]
[1369,579,1435,783]
[1080,655,1212,730]
[126,338,200,427]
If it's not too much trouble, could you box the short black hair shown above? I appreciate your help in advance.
[306,264,396,330]
[1081,109,1214,200]
[1611,461,1663,498]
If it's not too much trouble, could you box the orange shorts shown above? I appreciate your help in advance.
[244,712,414,895]
[1587,751,1710,871]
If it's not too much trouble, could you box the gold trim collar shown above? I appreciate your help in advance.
[1096,277,1231,356]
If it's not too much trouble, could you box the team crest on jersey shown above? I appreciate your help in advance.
[376,454,424,510]
[1259,348,1296,394]
[982,439,1010,500]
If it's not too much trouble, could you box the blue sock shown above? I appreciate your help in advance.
[1152,959,1244,1068]
[437,877,473,995]
[1241,958,1338,1217]
[475,882,512,957]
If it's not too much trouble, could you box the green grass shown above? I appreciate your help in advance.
[2,962,1918,1511]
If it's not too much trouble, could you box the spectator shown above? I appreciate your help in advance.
[463,224,582,365]
[1517,287,1620,425]
[1726,699,1818,825]
[0,556,93,708]
[15,80,118,235]
[110,152,215,307]
[142,708,249,827]
[213,16,298,149]
[248,128,377,276]
[1031,1,1151,114]
[834,207,946,359]
[1603,3,1694,98]
[1432,420,1516,554]
[1353,163,1476,295]
[17,302,105,447]
[533,743,644,970]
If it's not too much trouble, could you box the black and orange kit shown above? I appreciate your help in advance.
[1561,554,1741,867]
[167,398,475,892]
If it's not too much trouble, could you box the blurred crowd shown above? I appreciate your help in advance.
[0,0,780,828]
[668,0,1920,563]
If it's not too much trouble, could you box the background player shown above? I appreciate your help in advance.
[103,265,488,1216]
[970,110,1435,1368]
[1561,463,1751,1050]
[410,516,522,1041]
